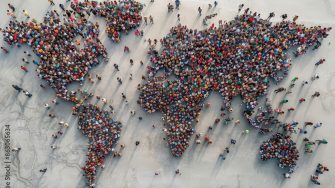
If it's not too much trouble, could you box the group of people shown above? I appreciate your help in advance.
[11,84,33,97]
[311,163,329,185]
[70,0,143,43]
[2,0,146,103]
[73,103,122,187]
[2,1,145,187]
[2,0,332,186]
[247,68,324,135]
[138,6,331,157]
[202,13,218,25]
[3,8,108,103]
[260,133,299,172]
[247,99,274,127]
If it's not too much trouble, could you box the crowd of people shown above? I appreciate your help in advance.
[139,7,331,157]
[260,133,299,172]
[3,9,108,102]
[245,99,286,134]
[311,163,329,185]
[73,103,122,187]
[2,0,144,102]
[70,0,143,43]
[2,0,332,185]
[2,1,144,187]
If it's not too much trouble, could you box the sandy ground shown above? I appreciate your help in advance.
[0,0,335,187]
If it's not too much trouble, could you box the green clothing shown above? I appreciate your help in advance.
[319,139,328,144]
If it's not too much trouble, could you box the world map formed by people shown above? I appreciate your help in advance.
[1,0,331,187]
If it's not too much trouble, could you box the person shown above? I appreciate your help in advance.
[242,129,249,135]
[124,46,130,53]
[305,122,313,126]
[167,3,173,13]
[63,123,69,128]
[175,0,180,9]
[219,153,226,160]
[22,90,32,97]
[283,173,290,178]
[198,7,202,15]
[149,16,154,24]
[302,81,308,86]
[96,74,102,81]
[214,1,218,7]
[40,168,47,173]
[48,0,55,6]
[280,99,288,104]
[315,59,325,66]
[238,4,244,12]
[59,3,65,11]
[316,163,329,174]
[311,74,320,81]
[274,87,286,93]
[20,65,28,72]
[177,14,180,21]
[305,141,314,153]
[312,91,320,97]
[22,58,28,64]
[12,147,21,152]
[51,98,58,105]
[314,122,322,128]
[291,77,298,82]
[117,77,122,84]
[32,60,39,65]
[267,12,275,21]
[44,103,51,110]
[281,14,287,20]
[114,64,120,71]
[316,139,328,145]
[23,10,30,18]
[101,98,107,104]
[12,85,22,92]
[49,113,56,118]
[8,3,15,12]
[144,17,148,25]
[1,46,9,53]
[287,107,295,112]
[311,175,320,185]
[293,15,299,22]
[121,93,126,99]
